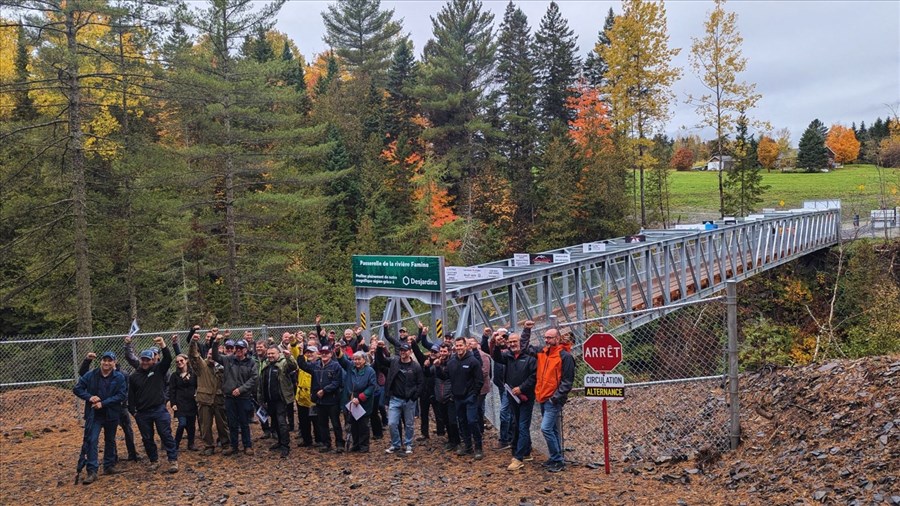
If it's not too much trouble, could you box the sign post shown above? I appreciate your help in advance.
[582,332,624,475]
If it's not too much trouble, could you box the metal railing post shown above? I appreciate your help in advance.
[726,280,740,450]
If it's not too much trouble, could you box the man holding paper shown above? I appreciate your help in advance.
[491,321,538,471]
[258,346,298,458]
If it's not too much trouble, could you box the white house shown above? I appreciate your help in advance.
[706,155,734,171]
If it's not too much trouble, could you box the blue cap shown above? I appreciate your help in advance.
[235,339,248,349]
[398,343,411,351]
[430,344,441,353]
[149,346,160,354]
[101,351,117,360]
[225,340,235,347]
[139,350,154,360]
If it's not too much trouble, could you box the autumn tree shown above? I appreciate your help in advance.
[797,119,829,172]
[825,124,861,165]
[322,0,402,83]
[756,135,778,172]
[671,146,694,171]
[688,0,761,218]
[600,0,681,227]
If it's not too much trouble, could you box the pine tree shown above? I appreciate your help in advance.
[385,38,420,142]
[645,134,673,226]
[533,1,580,129]
[583,7,615,88]
[531,122,580,249]
[496,1,539,237]
[796,119,829,172]
[322,0,402,83]
[723,114,767,215]
[161,7,192,68]
[12,24,37,122]
[243,26,276,63]
[316,52,340,96]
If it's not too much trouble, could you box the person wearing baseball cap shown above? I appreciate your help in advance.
[129,336,179,474]
[212,335,258,456]
[73,349,128,484]
[288,341,318,448]
[375,339,423,455]
[297,342,345,453]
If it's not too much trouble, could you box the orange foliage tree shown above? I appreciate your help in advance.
[567,81,612,156]
[825,124,860,165]
[671,147,694,171]
[757,135,779,172]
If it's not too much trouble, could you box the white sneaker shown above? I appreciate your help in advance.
[405,445,413,454]
[385,446,398,454]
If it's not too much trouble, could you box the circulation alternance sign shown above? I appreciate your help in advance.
[583,374,625,401]
[352,255,443,292]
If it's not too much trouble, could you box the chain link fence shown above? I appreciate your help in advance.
[0,321,357,430]
[478,296,733,470]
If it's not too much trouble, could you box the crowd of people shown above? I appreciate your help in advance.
[72,317,575,485]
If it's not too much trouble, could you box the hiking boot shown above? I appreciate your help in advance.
[82,471,98,485]
[200,448,215,456]
[244,448,254,456]
[456,446,472,456]
[540,459,553,467]
[385,446,399,454]
[547,461,566,473]
[405,445,413,455]
[167,462,179,474]
[280,448,290,459]
[494,442,512,451]
[416,435,429,442]
[474,450,484,461]
[103,465,123,475]
[444,442,458,451]
[126,454,142,462]
[507,458,524,471]
[147,461,160,472]
[222,448,236,456]
[523,455,534,462]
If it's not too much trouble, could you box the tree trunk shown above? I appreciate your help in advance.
[66,9,92,336]
[225,149,241,323]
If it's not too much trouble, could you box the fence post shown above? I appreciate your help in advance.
[726,281,740,450]
[71,338,79,378]
[261,325,268,343]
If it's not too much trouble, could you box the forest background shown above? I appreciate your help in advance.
[1,0,898,363]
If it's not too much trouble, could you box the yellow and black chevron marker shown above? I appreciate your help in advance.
[436,319,443,340]
[360,312,367,329]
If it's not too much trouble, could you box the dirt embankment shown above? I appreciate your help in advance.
[1,356,897,505]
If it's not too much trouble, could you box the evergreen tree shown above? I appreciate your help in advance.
[645,133,673,226]
[161,6,192,68]
[531,123,580,249]
[724,114,767,215]
[417,0,497,199]
[316,52,340,96]
[322,0,402,83]
[496,1,539,238]
[279,42,312,114]
[796,118,829,172]
[385,38,420,142]
[12,24,37,122]
[533,1,580,128]
[243,26,276,63]
[583,7,614,88]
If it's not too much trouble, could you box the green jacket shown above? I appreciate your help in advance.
[258,355,298,405]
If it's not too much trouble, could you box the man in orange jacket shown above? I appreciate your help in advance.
[532,327,574,473]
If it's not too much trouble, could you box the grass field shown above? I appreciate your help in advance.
[667,164,900,222]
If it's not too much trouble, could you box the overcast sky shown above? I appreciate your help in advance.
[275,0,900,144]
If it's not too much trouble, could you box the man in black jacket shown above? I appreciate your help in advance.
[437,336,485,460]
[375,341,423,455]
[492,329,538,471]
[213,337,258,456]
[78,352,141,462]
[297,344,345,453]
[129,336,178,474]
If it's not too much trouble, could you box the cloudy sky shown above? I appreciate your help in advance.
[275,0,900,143]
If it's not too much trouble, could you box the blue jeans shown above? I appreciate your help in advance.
[499,390,512,444]
[388,397,416,448]
[84,416,118,473]
[175,414,196,448]
[540,400,563,464]
[135,405,178,462]
[510,395,534,461]
[224,397,253,450]
[455,394,482,450]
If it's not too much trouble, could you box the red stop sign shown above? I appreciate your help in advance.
[582,332,623,372]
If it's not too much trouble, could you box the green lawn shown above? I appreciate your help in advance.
[667,164,900,221]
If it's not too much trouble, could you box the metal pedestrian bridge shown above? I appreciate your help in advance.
[357,207,841,339]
